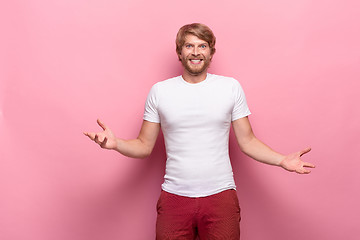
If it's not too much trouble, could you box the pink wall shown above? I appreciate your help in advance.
[1,0,359,239]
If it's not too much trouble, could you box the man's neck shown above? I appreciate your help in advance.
[182,70,208,84]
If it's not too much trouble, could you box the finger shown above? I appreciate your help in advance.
[296,167,311,174]
[94,134,99,144]
[94,134,104,145]
[97,119,106,130]
[303,161,316,168]
[301,169,311,174]
[100,137,108,148]
[299,147,311,157]
[84,132,96,140]
[295,166,304,174]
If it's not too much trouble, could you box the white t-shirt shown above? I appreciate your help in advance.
[143,73,251,197]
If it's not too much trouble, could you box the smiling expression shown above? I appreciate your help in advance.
[179,34,213,76]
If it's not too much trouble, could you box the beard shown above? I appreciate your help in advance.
[181,54,211,75]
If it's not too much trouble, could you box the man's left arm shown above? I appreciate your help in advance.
[232,117,315,174]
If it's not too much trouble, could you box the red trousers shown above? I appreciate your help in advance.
[156,189,241,240]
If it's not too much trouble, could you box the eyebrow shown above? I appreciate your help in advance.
[184,42,209,46]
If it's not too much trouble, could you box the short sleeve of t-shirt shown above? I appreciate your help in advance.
[231,80,251,121]
[143,83,161,123]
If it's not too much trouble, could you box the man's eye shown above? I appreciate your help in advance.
[185,44,192,48]
[200,45,207,49]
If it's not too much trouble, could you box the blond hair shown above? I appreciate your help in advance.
[176,23,216,60]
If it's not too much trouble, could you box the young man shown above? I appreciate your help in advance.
[84,23,315,240]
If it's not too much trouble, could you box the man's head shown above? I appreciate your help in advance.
[176,23,216,76]
[176,23,216,61]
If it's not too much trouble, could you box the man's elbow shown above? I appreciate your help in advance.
[138,146,153,159]
[237,135,257,154]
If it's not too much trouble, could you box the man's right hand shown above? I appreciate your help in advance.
[84,119,118,150]
[84,119,160,158]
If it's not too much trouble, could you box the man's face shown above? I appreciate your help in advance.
[179,34,213,76]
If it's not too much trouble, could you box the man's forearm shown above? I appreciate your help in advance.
[115,138,153,159]
[240,136,285,166]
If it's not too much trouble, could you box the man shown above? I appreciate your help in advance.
[84,23,315,240]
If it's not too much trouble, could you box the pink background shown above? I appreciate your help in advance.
[1,0,359,239]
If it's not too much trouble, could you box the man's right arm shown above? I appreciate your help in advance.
[84,119,160,159]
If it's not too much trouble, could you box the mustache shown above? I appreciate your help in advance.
[186,54,206,60]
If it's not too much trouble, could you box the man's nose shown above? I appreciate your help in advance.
[192,46,199,56]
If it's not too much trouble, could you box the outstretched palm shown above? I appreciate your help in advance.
[84,119,117,150]
[280,147,315,174]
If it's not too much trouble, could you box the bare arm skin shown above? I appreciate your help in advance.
[84,119,160,159]
[232,117,315,174]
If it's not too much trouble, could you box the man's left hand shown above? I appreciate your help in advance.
[280,147,315,174]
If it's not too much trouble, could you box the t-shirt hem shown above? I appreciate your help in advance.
[232,111,251,122]
[161,185,237,198]
[143,116,160,123]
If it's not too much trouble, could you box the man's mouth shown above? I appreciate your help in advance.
[189,59,203,64]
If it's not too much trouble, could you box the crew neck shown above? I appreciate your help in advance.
[180,73,212,86]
